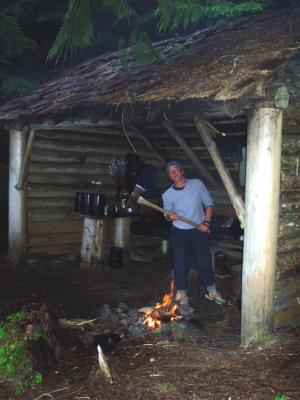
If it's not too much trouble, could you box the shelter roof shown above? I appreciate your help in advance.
[1,5,300,122]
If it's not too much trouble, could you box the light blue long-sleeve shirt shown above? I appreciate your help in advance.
[162,179,213,229]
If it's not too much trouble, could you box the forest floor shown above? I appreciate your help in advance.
[0,252,299,400]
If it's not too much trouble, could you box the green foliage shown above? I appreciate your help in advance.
[0,11,38,60]
[48,0,268,66]
[102,0,137,23]
[47,0,95,63]
[155,0,265,32]
[274,396,289,400]
[1,76,38,96]
[155,0,205,32]
[119,30,162,69]
[0,311,42,395]
[204,0,265,18]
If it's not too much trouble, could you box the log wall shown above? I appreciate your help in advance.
[27,128,164,256]
[274,133,300,329]
[27,123,236,256]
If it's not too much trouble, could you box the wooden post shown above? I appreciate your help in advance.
[162,121,218,187]
[81,217,108,267]
[241,107,283,346]
[9,129,27,263]
[15,129,35,190]
[195,118,245,228]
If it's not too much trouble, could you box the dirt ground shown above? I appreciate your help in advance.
[0,252,299,400]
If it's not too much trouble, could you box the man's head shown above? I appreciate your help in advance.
[166,160,185,184]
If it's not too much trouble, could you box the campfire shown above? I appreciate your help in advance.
[140,281,182,330]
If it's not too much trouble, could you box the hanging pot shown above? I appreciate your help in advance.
[82,192,93,215]
[108,246,123,269]
[74,192,85,213]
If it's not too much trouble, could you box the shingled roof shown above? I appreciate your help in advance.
[1,5,300,122]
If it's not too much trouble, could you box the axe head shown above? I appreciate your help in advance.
[126,184,146,208]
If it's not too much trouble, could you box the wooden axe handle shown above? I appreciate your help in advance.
[137,196,199,228]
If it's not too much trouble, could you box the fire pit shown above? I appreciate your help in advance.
[139,281,194,330]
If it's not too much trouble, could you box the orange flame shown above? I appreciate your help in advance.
[143,280,180,329]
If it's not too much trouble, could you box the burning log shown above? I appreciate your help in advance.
[139,281,189,330]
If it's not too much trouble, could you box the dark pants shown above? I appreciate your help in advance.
[171,227,214,290]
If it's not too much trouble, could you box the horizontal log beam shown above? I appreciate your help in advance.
[276,250,300,278]
[277,236,300,253]
[28,198,74,209]
[28,220,83,235]
[274,296,300,329]
[28,243,80,256]
[29,232,82,247]
[274,272,300,303]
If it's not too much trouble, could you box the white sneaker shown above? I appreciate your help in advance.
[175,290,189,306]
[205,289,225,305]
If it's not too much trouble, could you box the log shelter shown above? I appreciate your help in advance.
[0,5,300,345]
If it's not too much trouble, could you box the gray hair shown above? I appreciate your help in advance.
[166,160,184,176]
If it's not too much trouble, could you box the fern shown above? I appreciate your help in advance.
[205,0,265,18]
[155,0,265,33]
[47,0,95,63]
[156,0,205,33]
[46,0,267,65]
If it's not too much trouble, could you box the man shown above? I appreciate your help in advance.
[162,160,225,305]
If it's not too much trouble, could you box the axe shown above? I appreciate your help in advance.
[127,184,199,229]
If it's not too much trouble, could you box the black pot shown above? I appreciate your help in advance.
[108,246,123,269]
[91,193,106,217]
[82,192,93,215]
[74,192,85,213]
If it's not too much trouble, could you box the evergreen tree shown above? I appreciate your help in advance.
[48,0,268,65]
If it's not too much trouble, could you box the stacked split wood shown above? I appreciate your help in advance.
[27,128,163,256]
[274,134,300,329]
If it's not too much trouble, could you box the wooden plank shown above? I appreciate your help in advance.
[28,173,111,186]
[36,130,145,147]
[33,139,160,160]
[28,185,117,199]
[274,296,300,329]
[31,118,117,131]
[195,118,245,228]
[30,149,163,167]
[280,201,300,214]
[28,220,83,235]
[28,198,75,209]
[29,163,112,175]
[162,121,218,187]
[29,232,82,247]
[281,175,300,191]
[278,215,300,238]
[277,250,300,278]
[277,236,300,253]
[28,243,80,255]
[28,208,80,222]
[274,272,300,303]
